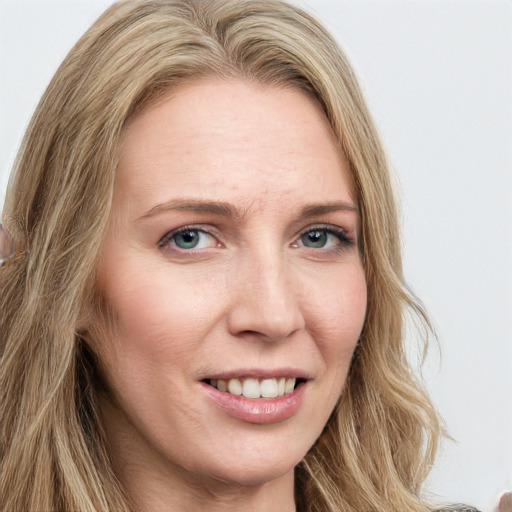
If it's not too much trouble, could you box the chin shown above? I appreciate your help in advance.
[170,426,309,490]
[199,456,298,489]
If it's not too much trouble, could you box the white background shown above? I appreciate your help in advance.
[1,1,510,511]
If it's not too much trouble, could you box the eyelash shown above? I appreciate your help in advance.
[295,224,355,251]
[158,225,217,250]
[158,224,355,252]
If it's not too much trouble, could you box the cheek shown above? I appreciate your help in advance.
[102,262,219,348]
[94,262,219,412]
[305,262,367,370]
[313,261,366,327]
[93,262,226,402]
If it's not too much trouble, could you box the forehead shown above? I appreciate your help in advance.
[115,78,356,215]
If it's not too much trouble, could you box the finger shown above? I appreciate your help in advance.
[497,491,512,512]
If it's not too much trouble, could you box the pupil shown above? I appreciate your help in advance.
[303,230,326,248]
[176,230,199,248]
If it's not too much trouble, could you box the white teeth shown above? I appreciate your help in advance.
[260,378,278,398]
[209,376,299,398]
[278,377,285,396]
[285,377,296,394]
[242,378,260,398]
[228,378,242,395]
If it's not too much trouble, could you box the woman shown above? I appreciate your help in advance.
[0,1,479,511]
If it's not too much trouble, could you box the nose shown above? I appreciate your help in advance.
[226,247,305,342]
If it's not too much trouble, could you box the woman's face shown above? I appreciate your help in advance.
[96,79,366,492]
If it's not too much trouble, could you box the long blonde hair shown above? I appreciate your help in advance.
[1,1,444,510]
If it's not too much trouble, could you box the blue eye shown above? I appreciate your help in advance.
[174,230,202,249]
[301,229,329,248]
[160,228,216,250]
[299,228,351,249]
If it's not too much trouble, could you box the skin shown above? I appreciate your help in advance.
[95,78,367,512]
[498,492,512,512]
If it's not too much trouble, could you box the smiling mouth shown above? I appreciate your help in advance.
[203,377,305,399]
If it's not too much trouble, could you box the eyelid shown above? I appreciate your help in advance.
[157,222,356,252]
[158,225,221,249]
[294,223,355,246]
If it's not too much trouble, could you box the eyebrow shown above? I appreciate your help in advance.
[298,201,359,218]
[137,199,359,221]
[138,200,244,221]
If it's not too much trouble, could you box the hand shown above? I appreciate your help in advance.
[497,492,512,512]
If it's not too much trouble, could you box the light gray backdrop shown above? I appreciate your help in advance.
[1,1,510,511]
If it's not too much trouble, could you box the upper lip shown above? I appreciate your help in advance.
[202,368,312,381]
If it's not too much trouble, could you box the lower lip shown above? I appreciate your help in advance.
[201,382,307,424]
